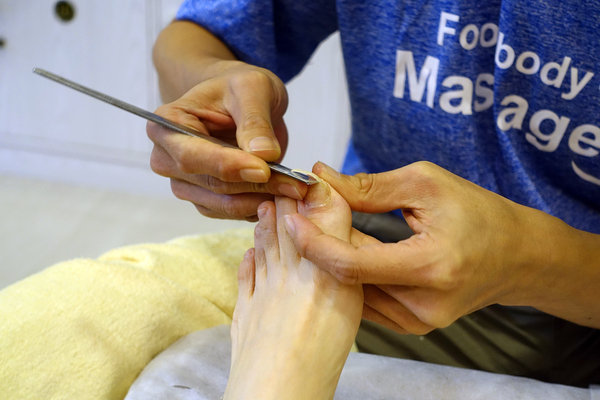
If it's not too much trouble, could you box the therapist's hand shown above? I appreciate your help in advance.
[147,60,307,221]
[284,161,545,334]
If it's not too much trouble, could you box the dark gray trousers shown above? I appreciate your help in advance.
[352,212,600,387]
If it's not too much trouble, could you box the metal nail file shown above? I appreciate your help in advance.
[33,67,318,185]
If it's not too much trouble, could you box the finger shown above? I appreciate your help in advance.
[149,142,178,178]
[225,71,285,161]
[178,174,306,197]
[192,204,258,222]
[152,137,306,199]
[285,212,435,286]
[349,227,381,247]
[312,161,442,214]
[376,284,463,329]
[362,304,410,335]
[170,175,306,214]
[171,178,273,220]
[363,285,434,335]
[147,120,271,183]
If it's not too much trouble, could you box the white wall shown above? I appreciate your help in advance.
[285,33,351,172]
[0,1,350,196]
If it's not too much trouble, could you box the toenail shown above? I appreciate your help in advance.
[257,204,268,218]
[304,181,331,209]
[244,248,254,261]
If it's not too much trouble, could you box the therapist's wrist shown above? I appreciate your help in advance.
[497,204,600,326]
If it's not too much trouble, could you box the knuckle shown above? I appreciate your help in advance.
[219,195,260,220]
[434,254,465,291]
[176,150,235,181]
[219,196,241,217]
[205,153,238,181]
[416,245,464,292]
[330,258,360,285]
[149,148,171,177]
[235,69,272,88]
[428,311,455,329]
[248,182,268,194]
[241,112,272,132]
[170,179,188,200]
[411,160,437,175]
[146,106,171,139]
[350,173,378,209]
[407,324,434,336]
[174,149,196,174]
[430,268,457,291]
[202,175,229,194]
[193,204,221,219]
[415,302,456,329]
[146,121,159,141]
[353,172,376,194]
[153,103,170,116]
[407,161,441,187]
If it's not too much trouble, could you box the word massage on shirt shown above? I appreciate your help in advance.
[393,11,600,186]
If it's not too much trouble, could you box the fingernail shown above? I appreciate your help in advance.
[304,181,331,209]
[240,168,268,183]
[249,136,278,153]
[284,215,296,234]
[278,183,302,200]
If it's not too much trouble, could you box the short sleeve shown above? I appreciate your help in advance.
[176,0,338,82]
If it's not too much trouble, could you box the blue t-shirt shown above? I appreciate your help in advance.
[176,0,600,233]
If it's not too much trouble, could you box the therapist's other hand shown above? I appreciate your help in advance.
[284,161,541,334]
[147,61,307,220]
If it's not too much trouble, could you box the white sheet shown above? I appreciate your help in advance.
[126,325,595,400]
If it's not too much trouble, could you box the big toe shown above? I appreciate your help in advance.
[300,180,352,241]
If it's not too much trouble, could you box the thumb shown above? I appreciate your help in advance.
[226,73,285,162]
[312,161,424,213]
[284,213,364,284]
[284,212,431,286]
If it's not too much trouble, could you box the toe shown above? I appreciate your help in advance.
[253,201,281,285]
[275,196,301,264]
[237,248,256,298]
[300,182,352,241]
[254,201,279,261]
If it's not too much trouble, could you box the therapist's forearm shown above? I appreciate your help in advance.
[153,20,238,102]
[500,207,600,329]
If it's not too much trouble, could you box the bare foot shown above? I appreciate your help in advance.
[224,181,364,400]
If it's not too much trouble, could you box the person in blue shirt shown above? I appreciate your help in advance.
[148,0,600,389]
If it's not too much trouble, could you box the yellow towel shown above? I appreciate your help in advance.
[0,228,253,400]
